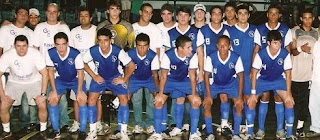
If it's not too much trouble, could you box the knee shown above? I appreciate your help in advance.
[154,102,164,109]
[37,101,47,111]
[274,95,282,102]
[176,97,185,104]
[204,106,212,117]
[220,94,228,103]
[49,98,59,106]
[190,100,201,109]
[248,102,256,110]
[88,96,98,106]
[235,106,243,115]
[284,102,294,108]
[119,96,128,105]
[261,93,270,101]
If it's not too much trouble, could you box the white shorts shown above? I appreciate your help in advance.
[5,81,41,106]
[121,0,131,10]
[70,73,92,101]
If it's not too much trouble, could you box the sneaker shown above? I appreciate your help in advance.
[205,134,215,140]
[39,130,47,140]
[161,132,170,139]
[200,125,207,136]
[109,130,121,139]
[182,124,190,131]
[232,135,242,140]
[147,126,155,134]
[255,129,265,139]
[96,122,104,136]
[189,133,201,140]
[306,131,320,138]
[85,130,97,140]
[60,125,69,133]
[148,133,162,140]
[132,125,143,134]
[120,131,130,140]
[221,126,233,139]
[78,132,87,140]
[69,120,80,133]
[48,131,61,139]
[276,129,286,140]
[296,127,305,137]
[240,125,247,134]
[286,135,298,140]
[169,127,182,137]
[196,128,201,137]
[0,131,12,140]
[247,135,254,140]
[103,123,111,134]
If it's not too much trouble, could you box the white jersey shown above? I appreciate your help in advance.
[33,22,71,55]
[132,22,163,53]
[0,23,34,53]
[157,22,178,58]
[0,48,45,84]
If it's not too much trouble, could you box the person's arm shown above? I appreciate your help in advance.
[158,69,168,95]
[112,50,135,85]
[248,54,262,105]
[189,69,197,95]
[83,50,105,84]
[47,67,57,93]
[152,70,160,90]
[0,72,4,97]
[284,54,294,104]
[39,68,48,94]
[196,45,204,83]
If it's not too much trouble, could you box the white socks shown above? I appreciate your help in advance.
[2,123,10,132]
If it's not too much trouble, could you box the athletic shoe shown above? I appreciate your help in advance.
[85,130,97,140]
[109,130,121,139]
[247,134,254,140]
[161,132,170,139]
[296,127,305,137]
[78,131,87,140]
[38,130,47,140]
[148,133,162,140]
[169,127,182,137]
[96,122,104,136]
[221,126,233,139]
[286,135,298,140]
[232,135,242,140]
[205,134,215,140]
[255,129,265,139]
[196,128,201,137]
[120,131,130,140]
[69,120,80,133]
[182,124,190,131]
[60,125,69,133]
[189,133,201,140]
[103,123,111,134]
[146,126,155,134]
[48,131,61,139]
[0,131,12,140]
[306,131,320,138]
[132,125,143,134]
[276,129,286,140]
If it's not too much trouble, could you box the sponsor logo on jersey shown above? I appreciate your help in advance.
[10,30,17,36]
[43,28,50,37]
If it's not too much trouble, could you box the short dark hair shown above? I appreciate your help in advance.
[97,28,112,39]
[107,0,122,10]
[217,35,230,44]
[15,6,28,14]
[236,4,249,13]
[161,3,174,13]
[54,32,68,43]
[267,4,281,13]
[210,5,223,14]
[175,35,191,49]
[267,30,282,42]
[140,3,153,11]
[177,6,191,16]
[14,35,28,44]
[224,2,236,11]
[300,8,313,17]
[79,6,92,17]
[136,33,150,45]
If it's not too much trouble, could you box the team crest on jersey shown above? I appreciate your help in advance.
[188,33,195,40]
[43,28,50,37]
[184,58,189,65]
[144,59,150,65]
[10,30,17,36]
[205,38,210,45]
[75,34,82,42]
[68,58,74,65]
[14,60,21,68]
[249,30,255,37]
[229,62,234,69]
[171,65,177,70]
[112,55,117,62]
[277,58,283,65]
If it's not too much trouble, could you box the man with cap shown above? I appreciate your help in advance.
[28,8,40,30]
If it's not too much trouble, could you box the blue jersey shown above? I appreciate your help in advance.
[205,51,243,85]
[252,47,292,81]
[47,47,83,82]
[254,22,291,49]
[127,48,159,80]
[166,25,199,54]
[198,24,229,56]
[228,24,256,75]
[161,49,198,81]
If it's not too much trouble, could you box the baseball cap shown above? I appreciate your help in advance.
[194,4,206,12]
[29,8,40,16]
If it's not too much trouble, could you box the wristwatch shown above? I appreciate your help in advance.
[40,93,46,96]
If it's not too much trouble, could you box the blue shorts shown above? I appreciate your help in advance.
[196,82,205,96]
[256,77,286,96]
[89,79,128,95]
[243,74,252,95]
[129,77,157,93]
[163,79,194,98]
[55,78,87,95]
[206,78,239,99]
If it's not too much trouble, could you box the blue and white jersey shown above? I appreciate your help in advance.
[252,46,292,81]
[164,25,199,54]
[127,48,159,80]
[254,22,292,49]
[46,47,84,82]
[225,24,256,75]
[82,44,132,80]
[204,50,243,85]
[197,23,230,56]
[161,48,198,81]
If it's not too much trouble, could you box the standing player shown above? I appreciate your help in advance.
[223,2,237,26]
[203,35,244,140]
[0,35,48,139]
[253,5,293,139]
[148,35,201,140]
[192,4,207,29]
[46,32,88,139]
[247,30,296,140]
[28,8,40,30]
[83,28,135,140]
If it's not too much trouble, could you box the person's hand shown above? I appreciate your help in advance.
[189,94,201,106]
[247,94,258,108]
[76,90,87,103]
[48,90,59,104]
[154,93,165,107]
[197,72,204,83]
[301,43,311,54]
[284,92,295,105]
[203,96,213,108]
[93,74,105,84]
[112,77,125,85]
[234,97,244,110]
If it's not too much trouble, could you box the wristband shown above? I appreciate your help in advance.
[40,93,46,96]
[251,89,256,95]
[297,46,302,52]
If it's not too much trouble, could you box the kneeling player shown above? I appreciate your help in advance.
[203,35,244,140]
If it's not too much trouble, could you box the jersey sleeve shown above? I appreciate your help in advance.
[82,50,93,63]
[118,49,132,66]
[45,51,54,67]
[291,28,296,40]
[69,29,76,48]
[0,54,9,73]
[153,27,163,49]
[235,57,244,74]
[189,53,198,69]
[196,30,205,47]
[151,55,160,71]
[283,54,292,71]
[163,31,171,48]
[204,56,213,73]
[160,53,170,70]
[254,29,261,46]
[75,54,84,70]
[252,53,262,70]
[284,29,293,47]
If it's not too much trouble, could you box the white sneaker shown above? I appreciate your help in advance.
[169,127,182,137]
[189,133,201,140]
[147,126,155,134]
[69,120,80,133]
[85,130,97,140]
[148,133,162,140]
[97,122,106,136]
[182,124,190,131]
[132,125,143,134]
[232,135,242,140]
[206,134,215,140]
[120,131,130,140]
[196,128,201,137]
[103,123,111,134]
[161,132,170,139]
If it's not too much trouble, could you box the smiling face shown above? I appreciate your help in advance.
[139,5,153,23]
[161,10,174,24]
[46,4,59,23]
[211,8,223,24]
[15,8,28,25]
[178,41,193,57]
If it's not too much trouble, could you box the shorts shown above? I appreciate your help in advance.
[196,81,205,96]
[55,77,87,95]
[121,0,131,10]
[89,78,128,95]
[163,79,194,98]
[129,77,157,94]
[205,78,239,99]
[5,81,41,106]
[70,73,92,100]
[256,77,287,96]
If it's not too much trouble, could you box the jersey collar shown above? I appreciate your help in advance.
[217,50,231,65]
[175,48,186,61]
[58,46,70,61]
[265,22,280,30]
[136,49,147,60]
[235,23,249,33]
[176,25,191,35]
[99,44,113,58]
[266,46,281,60]
[209,23,224,34]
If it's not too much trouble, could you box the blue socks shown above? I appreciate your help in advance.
[162,103,168,131]
[48,105,59,132]
[275,102,284,131]
[118,105,129,131]
[285,107,294,137]
[79,105,88,132]
[175,103,184,129]
[220,102,230,121]
[258,100,268,131]
[205,117,213,134]
[189,104,200,134]
[245,104,255,135]
[154,108,162,134]
[233,107,242,135]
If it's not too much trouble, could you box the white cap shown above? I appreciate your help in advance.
[29,8,40,16]
[194,4,206,12]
